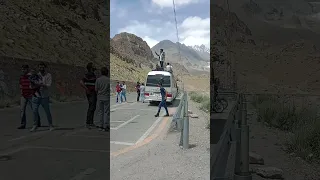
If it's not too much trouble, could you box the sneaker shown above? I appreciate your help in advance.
[30,126,37,132]
[49,126,55,131]
[17,125,26,129]
[154,114,159,117]
[164,114,170,117]
[85,124,91,129]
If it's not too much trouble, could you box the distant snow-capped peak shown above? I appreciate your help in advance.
[189,44,210,53]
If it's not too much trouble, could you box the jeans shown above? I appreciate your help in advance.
[157,99,169,115]
[140,92,145,102]
[160,61,164,68]
[116,92,121,103]
[20,97,34,126]
[32,96,52,126]
[98,100,109,128]
[121,91,127,102]
[86,93,97,125]
[136,91,140,101]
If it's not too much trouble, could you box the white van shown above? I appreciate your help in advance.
[144,71,178,103]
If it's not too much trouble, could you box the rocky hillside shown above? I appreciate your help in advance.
[212,3,320,94]
[110,32,157,69]
[151,40,208,67]
[0,0,109,67]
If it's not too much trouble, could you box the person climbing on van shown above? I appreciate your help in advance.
[155,49,165,69]
[154,82,169,117]
[166,63,173,73]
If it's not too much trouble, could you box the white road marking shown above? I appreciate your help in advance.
[8,130,49,142]
[135,113,164,144]
[70,168,96,180]
[113,115,140,130]
[110,120,126,123]
[110,141,135,146]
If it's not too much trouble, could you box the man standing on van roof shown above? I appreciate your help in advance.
[155,82,170,117]
[155,49,165,69]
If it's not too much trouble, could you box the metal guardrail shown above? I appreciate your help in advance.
[211,93,252,180]
[172,86,189,149]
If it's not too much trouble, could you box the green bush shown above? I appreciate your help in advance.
[189,92,210,129]
[253,95,320,161]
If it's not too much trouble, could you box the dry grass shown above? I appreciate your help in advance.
[253,95,320,162]
[110,53,150,83]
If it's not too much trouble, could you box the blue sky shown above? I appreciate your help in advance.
[110,0,210,48]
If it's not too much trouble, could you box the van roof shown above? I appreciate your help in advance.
[147,71,172,76]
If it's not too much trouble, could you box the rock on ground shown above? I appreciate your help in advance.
[256,167,284,179]
[249,152,264,165]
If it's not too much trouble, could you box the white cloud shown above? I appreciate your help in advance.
[152,0,200,8]
[116,8,127,18]
[143,36,160,47]
[117,16,210,48]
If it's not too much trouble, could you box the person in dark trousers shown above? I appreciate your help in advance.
[30,62,54,132]
[17,65,41,129]
[80,62,97,129]
[155,49,165,68]
[135,82,140,102]
[95,67,110,132]
[116,82,122,103]
[154,82,170,117]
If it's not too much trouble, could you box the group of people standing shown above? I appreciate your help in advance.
[18,62,110,132]
[18,62,54,132]
[115,81,127,103]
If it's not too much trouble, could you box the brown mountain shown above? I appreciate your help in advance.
[0,0,108,66]
[212,3,320,94]
[110,32,157,69]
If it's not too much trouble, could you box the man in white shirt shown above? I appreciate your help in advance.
[155,49,165,69]
[166,63,173,73]
[121,81,127,102]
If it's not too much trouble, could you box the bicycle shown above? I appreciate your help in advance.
[212,93,228,113]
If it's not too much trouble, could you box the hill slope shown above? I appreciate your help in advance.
[0,0,108,66]
[151,40,208,66]
[212,3,320,94]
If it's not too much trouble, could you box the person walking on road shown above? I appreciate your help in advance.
[30,62,54,132]
[121,81,127,102]
[155,49,165,69]
[154,82,169,117]
[136,82,140,102]
[139,83,145,103]
[116,82,122,103]
[80,62,97,128]
[95,67,110,132]
[17,65,41,129]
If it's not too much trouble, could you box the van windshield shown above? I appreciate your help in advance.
[146,75,171,87]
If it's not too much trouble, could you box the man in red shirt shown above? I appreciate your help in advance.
[18,65,41,129]
[115,82,122,103]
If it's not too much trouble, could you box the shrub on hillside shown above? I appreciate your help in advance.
[253,95,320,161]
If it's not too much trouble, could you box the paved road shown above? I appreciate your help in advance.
[0,93,178,180]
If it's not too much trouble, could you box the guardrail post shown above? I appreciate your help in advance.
[234,94,252,180]
[179,93,185,147]
[183,93,189,149]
